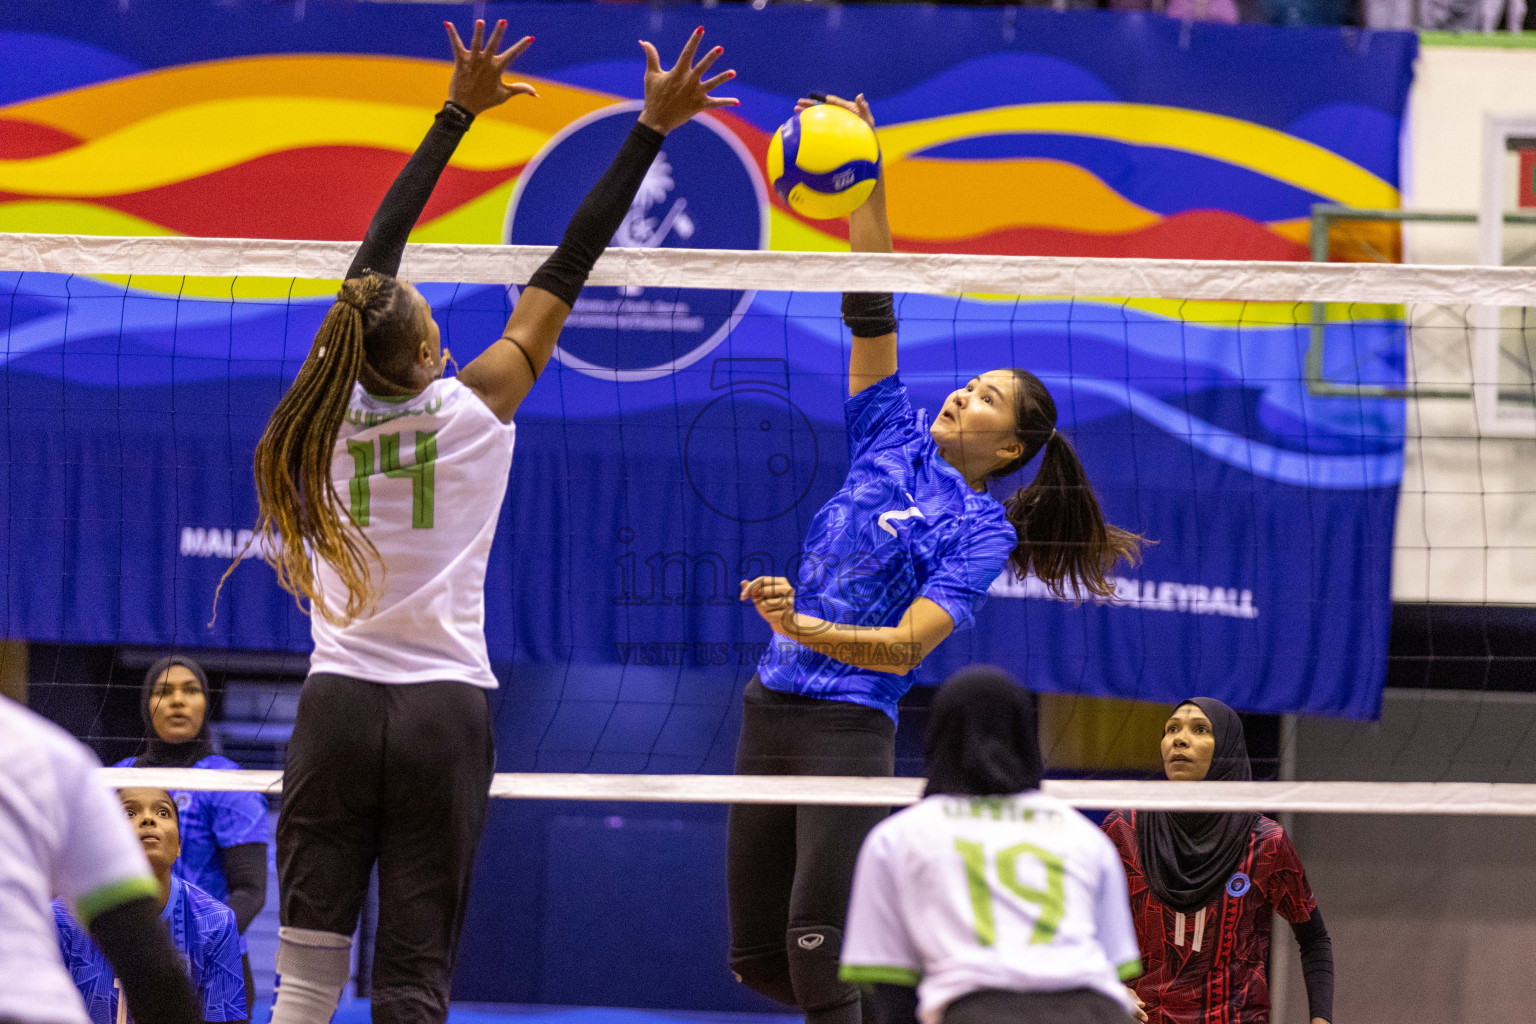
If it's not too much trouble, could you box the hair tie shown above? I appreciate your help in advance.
[1049,428,1058,442]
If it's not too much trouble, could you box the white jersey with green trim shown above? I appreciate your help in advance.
[310,378,516,689]
[0,696,158,1024]
[841,791,1142,1024]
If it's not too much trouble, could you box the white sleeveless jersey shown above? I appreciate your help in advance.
[841,792,1142,1024]
[309,378,515,689]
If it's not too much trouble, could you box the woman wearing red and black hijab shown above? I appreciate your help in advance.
[1101,699,1334,1024]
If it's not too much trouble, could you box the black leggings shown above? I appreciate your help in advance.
[727,677,895,1024]
[943,989,1133,1024]
[277,674,495,1024]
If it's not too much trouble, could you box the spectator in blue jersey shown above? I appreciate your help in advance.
[55,787,248,1024]
[115,656,268,1011]
[728,93,1144,1024]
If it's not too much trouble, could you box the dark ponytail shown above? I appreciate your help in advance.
[219,271,419,624]
[994,368,1143,600]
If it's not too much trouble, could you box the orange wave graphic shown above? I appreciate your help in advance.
[5,54,612,143]
[885,157,1160,238]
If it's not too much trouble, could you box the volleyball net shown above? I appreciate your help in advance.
[6,232,1536,810]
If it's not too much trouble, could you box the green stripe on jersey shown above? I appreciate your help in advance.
[75,875,159,927]
[840,964,922,987]
[1118,959,1144,982]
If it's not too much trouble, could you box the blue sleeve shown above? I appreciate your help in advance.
[209,790,270,849]
[54,903,110,1024]
[918,517,1015,632]
[845,374,919,462]
[197,909,249,1022]
[54,900,80,966]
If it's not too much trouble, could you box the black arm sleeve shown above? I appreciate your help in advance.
[526,121,665,307]
[1292,909,1335,1022]
[217,842,268,934]
[345,102,474,280]
[89,895,202,1024]
[863,983,920,1024]
[841,292,897,338]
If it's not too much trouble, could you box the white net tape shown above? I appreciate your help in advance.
[97,769,1536,816]
[3,231,1536,304]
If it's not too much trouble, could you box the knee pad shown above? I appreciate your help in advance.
[786,924,858,1012]
[272,927,352,1024]
[730,942,797,1007]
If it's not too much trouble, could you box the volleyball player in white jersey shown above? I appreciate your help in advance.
[0,695,201,1024]
[842,667,1143,1024]
[237,20,738,1024]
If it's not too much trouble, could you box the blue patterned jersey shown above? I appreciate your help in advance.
[114,753,268,953]
[54,876,248,1024]
[758,374,1015,719]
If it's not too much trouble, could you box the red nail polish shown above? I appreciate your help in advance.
[696,25,705,33]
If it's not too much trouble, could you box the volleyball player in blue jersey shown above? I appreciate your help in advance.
[55,788,247,1024]
[728,94,1143,1024]
[116,657,268,1012]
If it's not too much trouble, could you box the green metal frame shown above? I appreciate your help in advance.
[1305,204,1536,400]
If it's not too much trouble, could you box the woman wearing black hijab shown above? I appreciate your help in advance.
[841,667,1143,1024]
[116,655,270,1013]
[1101,698,1334,1024]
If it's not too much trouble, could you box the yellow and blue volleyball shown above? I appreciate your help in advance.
[766,104,881,220]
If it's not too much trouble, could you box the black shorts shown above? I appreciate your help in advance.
[944,988,1133,1024]
[277,673,495,1023]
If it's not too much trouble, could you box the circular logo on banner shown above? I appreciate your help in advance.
[1225,871,1251,898]
[505,102,769,381]
[685,387,819,523]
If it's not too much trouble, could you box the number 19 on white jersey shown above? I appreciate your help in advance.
[841,792,1143,1024]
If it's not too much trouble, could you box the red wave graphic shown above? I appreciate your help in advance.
[889,210,1309,261]
[0,117,81,159]
[0,146,521,240]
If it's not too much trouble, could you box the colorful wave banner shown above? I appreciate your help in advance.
[0,2,1416,718]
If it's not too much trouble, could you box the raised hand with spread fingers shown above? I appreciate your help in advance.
[444,18,538,115]
[637,26,740,135]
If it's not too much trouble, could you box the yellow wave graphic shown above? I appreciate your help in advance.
[0,199,174,237]
[877,102,1397,210]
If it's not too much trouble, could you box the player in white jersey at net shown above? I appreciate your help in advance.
[0,695,201,1024]
[841,667,1144,1024]
[229,18,739,1024]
